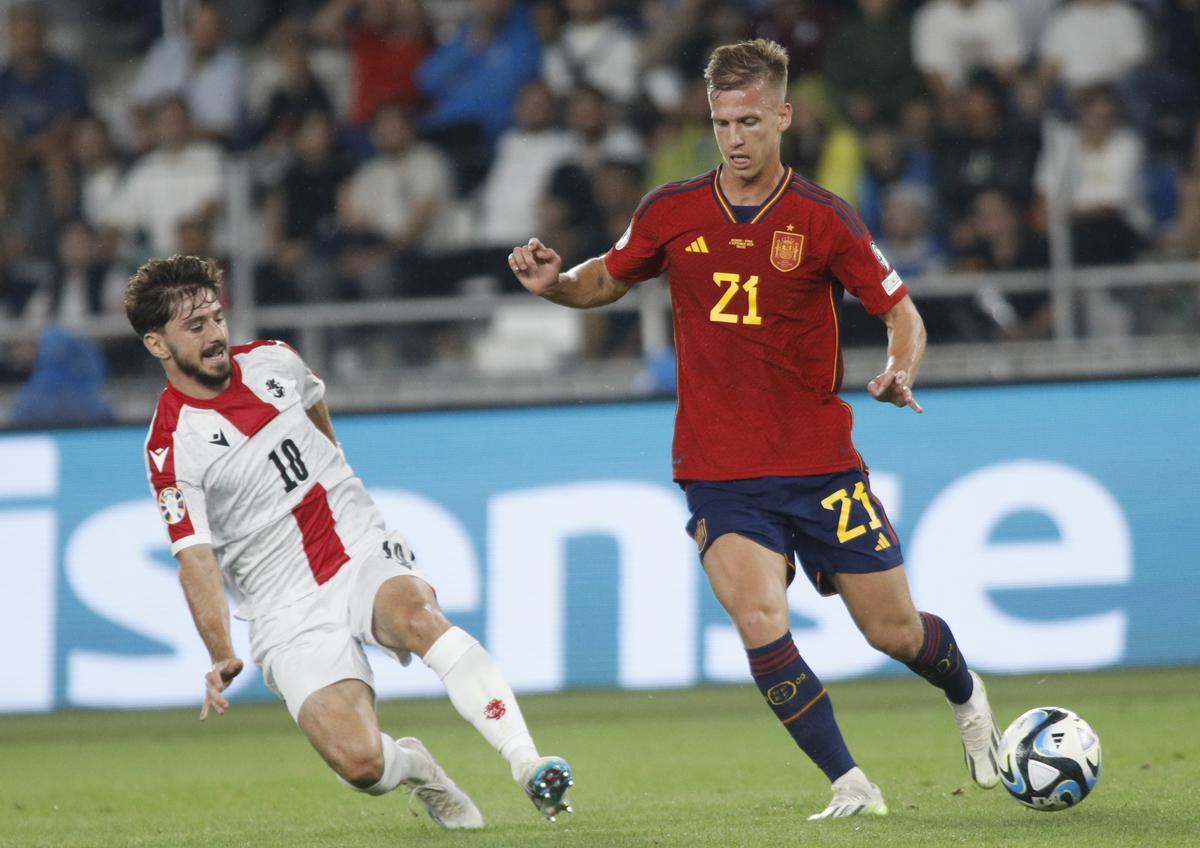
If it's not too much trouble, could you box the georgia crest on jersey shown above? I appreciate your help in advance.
[604,165,909,482]
[143,340,386,619]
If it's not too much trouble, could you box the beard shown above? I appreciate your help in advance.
[170,339,231,389]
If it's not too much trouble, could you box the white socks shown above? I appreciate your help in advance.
[338,732,426,795]
[422,626,540,781]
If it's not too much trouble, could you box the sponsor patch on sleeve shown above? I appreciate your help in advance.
[881,269,903,296]
[158,486,188,525]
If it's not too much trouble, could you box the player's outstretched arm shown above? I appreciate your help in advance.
[869,295,926,414]
[508,238,632,308]
[177,544,243,719]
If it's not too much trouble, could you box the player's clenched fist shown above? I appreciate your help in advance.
[508,238,562,295]
[200,657,244,720]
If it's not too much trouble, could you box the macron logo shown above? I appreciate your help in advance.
[149,447,170,472]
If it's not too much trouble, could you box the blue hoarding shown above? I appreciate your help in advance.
[1,376,1197,713]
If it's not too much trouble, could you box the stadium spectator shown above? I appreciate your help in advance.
[877,182,945,280]
[0,3,88,219]
[0,121,56,292]
[934,70,1039,244]
[747,0,839,78]
[69,116,123,259]
[474,80,578,249]
[564,84,644,174]
[107,97,225,257]
[822,0,922,127]
[956,186,1052,339]
[255,20,333,144]
[310,0,431,128]
[854,123,935,235]
[782,76,862,205]
[911,0,1024,110]
[123,255,572,828]
[9,324,113,426]
[638,0,744,112]
[416,0,540,191]
[541,0,642,106]
[1037,0,1149,94]
[644,78,722,189]
[1035,85,1148,265]
[337,101,458,298]
[129,0,244,143]
[262,108,352,304]
[20,219,125,330]
[1157,120,1200,260]
[842,180,946,346]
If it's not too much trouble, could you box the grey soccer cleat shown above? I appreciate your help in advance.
[395,737,484,829]
[807,767,889,820]
[522,756,574,822]
[950,671,1002,789]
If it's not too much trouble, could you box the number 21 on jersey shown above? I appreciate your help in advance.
[710,272,762,326]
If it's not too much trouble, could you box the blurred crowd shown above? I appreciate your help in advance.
[1,0,1199,423]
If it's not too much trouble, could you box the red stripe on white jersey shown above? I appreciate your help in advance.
[163,350,281,438]
[292,483,349,586]
[147,393,196,542]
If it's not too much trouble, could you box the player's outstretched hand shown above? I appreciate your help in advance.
[200,657,244,720]
[868,369,923,413]
[508,238,562,296]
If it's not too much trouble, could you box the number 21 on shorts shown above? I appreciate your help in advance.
[820,481,882,543]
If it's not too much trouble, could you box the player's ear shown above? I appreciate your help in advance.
[778,101,793,133]
[143,331,170,361]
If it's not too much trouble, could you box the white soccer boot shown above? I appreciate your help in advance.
[395,737,484,829]
[950,670,1001,789]
[807,767,889,820]
[521,756,574,822]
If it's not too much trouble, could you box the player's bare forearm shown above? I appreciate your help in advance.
[545,256,633,308]
[306,400,338,445]
[869,296,926,413]
[177,545,236,664]
[509,240,632,308]
[881,296,926,383]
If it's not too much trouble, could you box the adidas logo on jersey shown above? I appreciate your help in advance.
[684,236,709,254]
[874,533,892,552]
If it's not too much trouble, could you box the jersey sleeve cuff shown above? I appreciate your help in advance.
[170,532,213,556]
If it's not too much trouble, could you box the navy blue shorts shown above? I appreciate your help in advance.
[684,470,904,596]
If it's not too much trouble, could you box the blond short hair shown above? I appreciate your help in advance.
[703,39,789,98]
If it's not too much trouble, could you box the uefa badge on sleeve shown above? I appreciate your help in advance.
[157,486,188,525]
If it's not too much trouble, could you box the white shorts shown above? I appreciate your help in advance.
[250,535,433,721]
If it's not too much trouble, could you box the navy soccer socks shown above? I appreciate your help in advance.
[905,611,974,704]
[747,632,856,782]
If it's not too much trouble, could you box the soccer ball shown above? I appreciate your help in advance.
[998,706,1101,811]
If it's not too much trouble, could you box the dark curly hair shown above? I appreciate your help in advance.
[124,255,223,337]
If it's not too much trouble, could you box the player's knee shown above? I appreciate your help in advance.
[734,605,788,646]
[388,599,451,654]
[863,618,923,660]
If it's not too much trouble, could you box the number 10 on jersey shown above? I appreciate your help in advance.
[710,272,762,326]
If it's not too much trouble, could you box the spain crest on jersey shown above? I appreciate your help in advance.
[770,230,805,272]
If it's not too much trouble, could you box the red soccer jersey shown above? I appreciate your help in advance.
[605,165,908,481]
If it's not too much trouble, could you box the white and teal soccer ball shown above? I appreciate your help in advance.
[998,706,1101,811]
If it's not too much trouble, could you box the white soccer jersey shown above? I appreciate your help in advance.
[144,340,387,619]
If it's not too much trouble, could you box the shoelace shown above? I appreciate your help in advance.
[403,781,452,820]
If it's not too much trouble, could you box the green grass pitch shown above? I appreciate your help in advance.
[2,667,1197,848]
